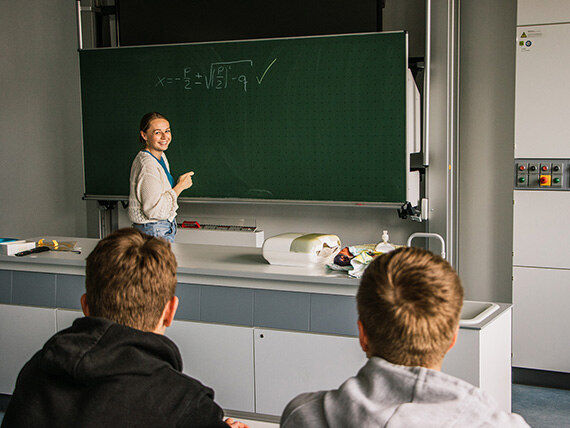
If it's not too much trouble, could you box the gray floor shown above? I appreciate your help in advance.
[512,384,570,427]
[0,385,568,426]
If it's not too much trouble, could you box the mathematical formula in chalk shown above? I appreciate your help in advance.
[155,58,277,93]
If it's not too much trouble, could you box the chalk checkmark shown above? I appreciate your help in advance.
[256,58,277,84]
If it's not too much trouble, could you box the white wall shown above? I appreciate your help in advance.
[0,0,87,238]
[458,0,517,302]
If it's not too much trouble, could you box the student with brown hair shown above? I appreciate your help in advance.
[280,247,528,428]
[129,112,195,242]
[2,228,248,428]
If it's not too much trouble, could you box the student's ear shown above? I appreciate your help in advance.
[153,296,179,335]
[140,130,148,143]
[80,293,90,316]
[447,326,459,352]
[162,296,179,328]
[358,320,370,356]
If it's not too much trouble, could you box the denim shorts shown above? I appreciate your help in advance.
[133,219,177,243]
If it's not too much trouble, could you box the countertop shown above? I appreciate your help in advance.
[0,237,358,295]
[0,236,512,328]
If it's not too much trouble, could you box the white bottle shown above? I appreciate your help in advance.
[375,230,396,253]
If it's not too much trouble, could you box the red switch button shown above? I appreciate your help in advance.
[519,165,526,171]
[542,165,549,171]
[540,175,551,186]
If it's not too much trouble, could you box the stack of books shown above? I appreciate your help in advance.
[0,238,36,256]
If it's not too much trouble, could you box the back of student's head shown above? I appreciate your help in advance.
[357,247,463,367]
[85,227,177,331]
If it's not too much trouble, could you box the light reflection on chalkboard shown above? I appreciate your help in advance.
[247,189,274,198]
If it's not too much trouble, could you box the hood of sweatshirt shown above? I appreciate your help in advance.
[38,316,183,384]
[319,357,528,427]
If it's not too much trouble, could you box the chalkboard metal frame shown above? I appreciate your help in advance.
[81,195,404,208]
[80,31,410,206]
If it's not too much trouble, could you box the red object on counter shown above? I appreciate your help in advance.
[181,221,201,228]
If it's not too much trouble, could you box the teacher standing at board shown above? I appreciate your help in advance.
[128,112,194,242]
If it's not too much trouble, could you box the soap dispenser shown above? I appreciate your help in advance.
[375,230,395,253]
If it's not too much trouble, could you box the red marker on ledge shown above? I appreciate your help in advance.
[181,221,201,229]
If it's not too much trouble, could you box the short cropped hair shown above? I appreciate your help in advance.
[85,228,178,331]
[357,247,463,367]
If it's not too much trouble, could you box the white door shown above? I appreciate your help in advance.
[254,328,366,416]
[0,304,56,394]
[513,267,570,372]
[167,320,255,412]
[55,308,83,331]
[515,23,570,158]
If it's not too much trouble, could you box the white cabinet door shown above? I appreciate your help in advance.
[0,304,56,394]
[513,191,570,270]
[515,23,570,158]
[442,328,480,387]
[443,310,513,413]
[518,0,570,25]
[56,309,83,331]
[254,329,367,416]
[513,267,570,373]
[166,320,255,412]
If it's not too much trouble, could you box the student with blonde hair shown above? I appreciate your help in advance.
[281,247,528,427]
[3,228,247,428]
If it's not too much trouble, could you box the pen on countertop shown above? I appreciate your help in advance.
[15,246,50,257]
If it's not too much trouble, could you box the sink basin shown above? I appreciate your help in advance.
[459,301,500,326]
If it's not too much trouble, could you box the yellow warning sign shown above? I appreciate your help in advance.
[521,32,527,38]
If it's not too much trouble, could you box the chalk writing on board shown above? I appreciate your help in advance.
[155,59,277,93]
[256,58,278,84]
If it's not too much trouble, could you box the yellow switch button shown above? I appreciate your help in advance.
[539,175,551,186]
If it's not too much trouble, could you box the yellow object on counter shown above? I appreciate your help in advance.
[37,239,79,252]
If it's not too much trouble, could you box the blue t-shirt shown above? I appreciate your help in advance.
[144,151,175,188]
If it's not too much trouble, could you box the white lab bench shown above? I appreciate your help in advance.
[0,237,513,418]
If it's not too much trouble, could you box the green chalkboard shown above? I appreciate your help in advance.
[80,32,408,203]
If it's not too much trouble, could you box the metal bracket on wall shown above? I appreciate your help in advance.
[398,201,419,222]
[97,200,117,238]
[397,198,429,222]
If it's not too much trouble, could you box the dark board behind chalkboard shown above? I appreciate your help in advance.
[116,0,380,46]
[80,32,408,203]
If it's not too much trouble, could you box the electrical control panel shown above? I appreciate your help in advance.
[514,159,569,190]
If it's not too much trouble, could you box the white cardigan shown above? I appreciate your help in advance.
[128,151,178,223]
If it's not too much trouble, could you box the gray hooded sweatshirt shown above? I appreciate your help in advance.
[281,356,529,428]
